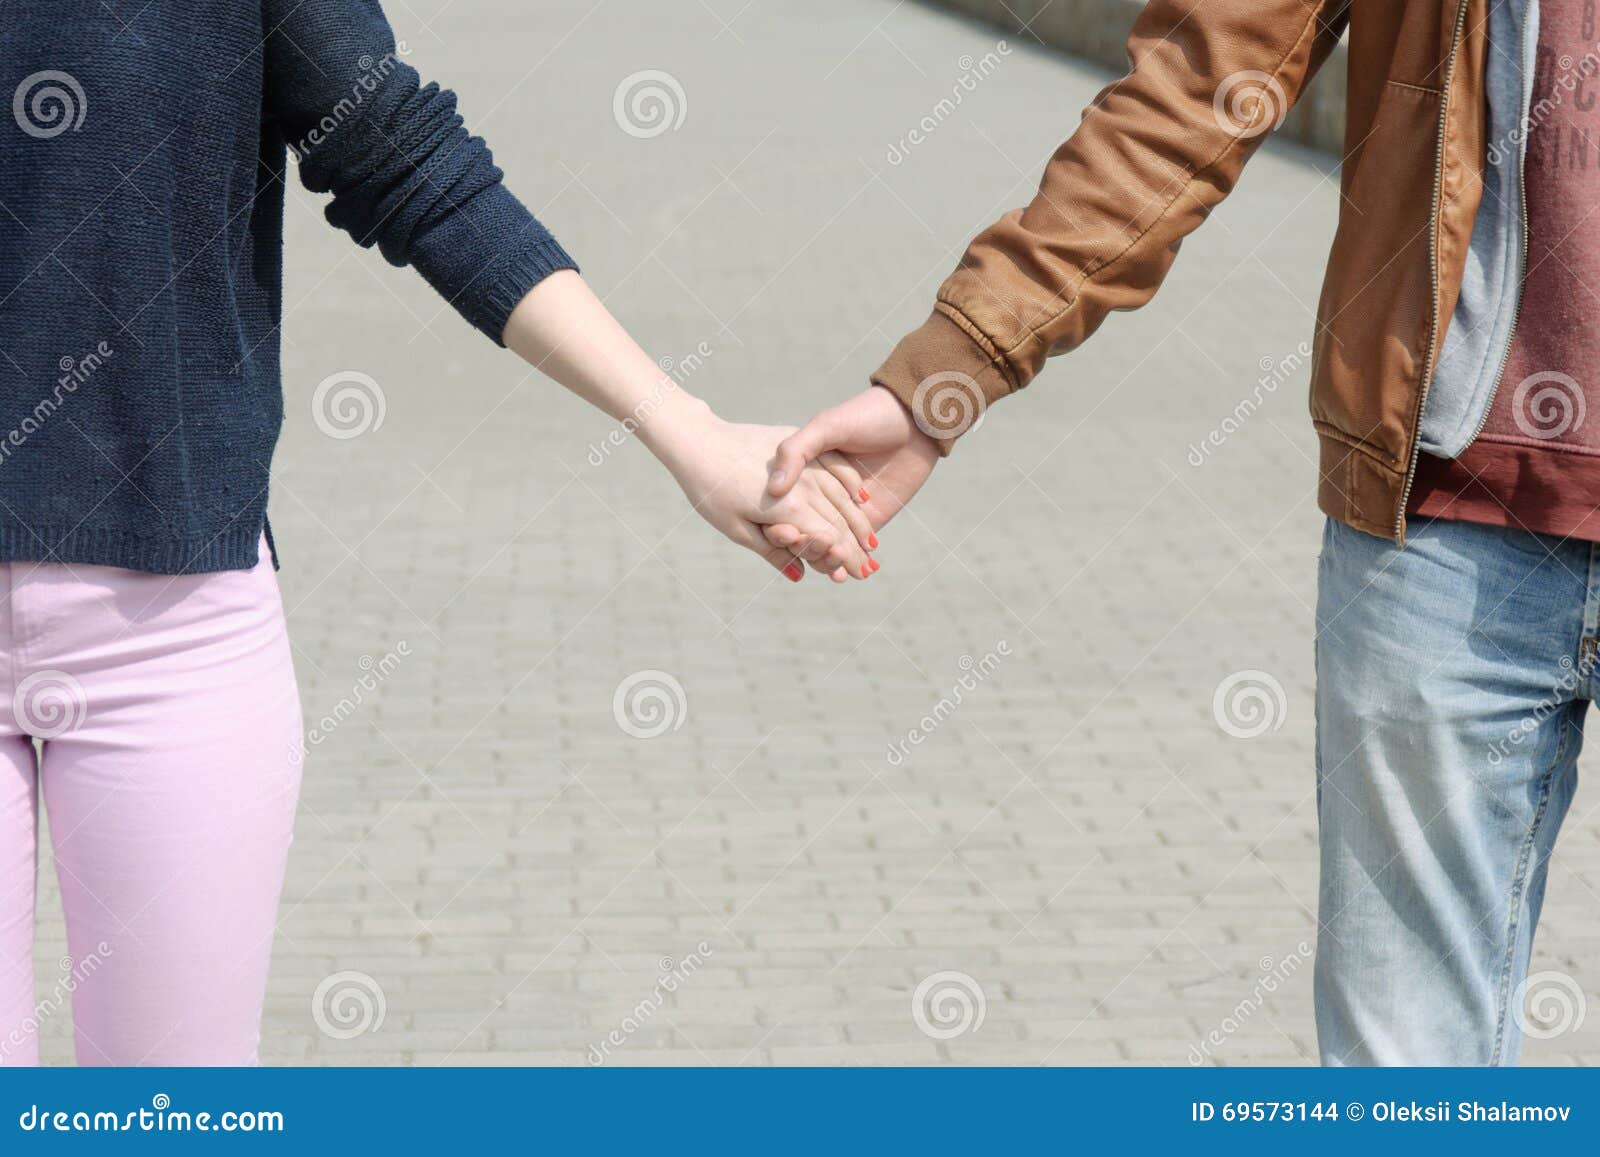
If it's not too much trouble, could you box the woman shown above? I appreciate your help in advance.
[0,1,874,1065]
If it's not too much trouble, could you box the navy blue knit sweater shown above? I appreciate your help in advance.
[0,1,575,574]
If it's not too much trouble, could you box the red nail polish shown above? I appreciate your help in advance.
[870,558,881,572]
[858,488,870,502]
[783,564,802,582]
[867,533,879,549]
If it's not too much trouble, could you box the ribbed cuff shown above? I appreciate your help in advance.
[870,307,1014,455]
[477,232,580,346]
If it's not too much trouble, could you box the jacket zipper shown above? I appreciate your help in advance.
[1394,0,1473,545]
[1462,9,1532,451]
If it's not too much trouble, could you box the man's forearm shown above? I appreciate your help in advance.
[877,0,1349,442]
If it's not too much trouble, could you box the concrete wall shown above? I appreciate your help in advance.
[922,0,1347,154]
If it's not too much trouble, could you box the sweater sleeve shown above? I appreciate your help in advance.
[261,0,576,344]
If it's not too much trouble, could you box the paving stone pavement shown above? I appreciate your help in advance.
[29,0,1600,1065]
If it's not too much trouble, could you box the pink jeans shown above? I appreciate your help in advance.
[0,544,302,1065]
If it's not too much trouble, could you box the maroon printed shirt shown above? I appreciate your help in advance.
[1410,4,1600,540]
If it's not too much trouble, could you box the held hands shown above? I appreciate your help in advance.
[497,274,879,584]
[764,386,941,565]
[643,397,879,583]
[499,274,933,584]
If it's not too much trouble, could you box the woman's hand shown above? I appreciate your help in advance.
[499,273,877,583]
[641,399,878,583]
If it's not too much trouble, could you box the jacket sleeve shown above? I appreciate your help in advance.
[261,0,576,344]
[874,0,1348,447]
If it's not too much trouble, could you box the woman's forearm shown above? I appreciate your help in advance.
[501,270,711,464]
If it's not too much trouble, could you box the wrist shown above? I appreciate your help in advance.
[636,384,720,465]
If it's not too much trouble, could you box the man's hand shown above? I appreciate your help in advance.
[646,407,879,583]
[766,386,940,535]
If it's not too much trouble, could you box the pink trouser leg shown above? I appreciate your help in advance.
[0,738,40,1065]
[0,545,302,1066]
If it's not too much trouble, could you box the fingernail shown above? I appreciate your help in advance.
[858,488,870,502]
[867,533,879,549]
[870,558,881,572]
[771,470,788,487]
[783,564,801,582]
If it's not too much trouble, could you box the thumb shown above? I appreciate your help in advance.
[767,413,840,497]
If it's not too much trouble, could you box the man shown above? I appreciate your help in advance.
[771,0,1594,1065]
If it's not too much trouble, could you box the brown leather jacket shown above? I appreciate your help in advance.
[872,0,1488,544]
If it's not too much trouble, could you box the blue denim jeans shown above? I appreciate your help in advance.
[1314,515,1592,1065]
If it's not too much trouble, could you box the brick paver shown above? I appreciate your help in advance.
[29,0,1600,1065]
